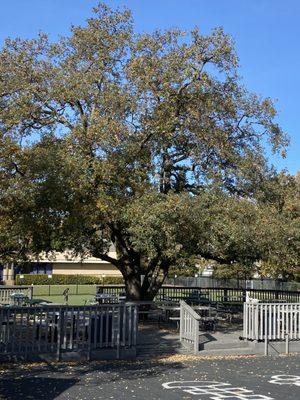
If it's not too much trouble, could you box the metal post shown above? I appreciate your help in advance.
[285,333,289,354]
[29,285,33,300]
[173,274,177,287]
[242,289,247,303]
[116,304,122,359]
[87,308,92,361]
[56,308,63,361]
[224,288,228,302]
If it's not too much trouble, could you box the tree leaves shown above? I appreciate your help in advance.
[0,3,297,296]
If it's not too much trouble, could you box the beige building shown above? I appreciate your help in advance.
[1,249,121,284]
[32,249,121,277]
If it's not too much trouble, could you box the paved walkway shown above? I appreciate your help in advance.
[137,321,250,358]
[137,324,186,358]
[0,354,299,399]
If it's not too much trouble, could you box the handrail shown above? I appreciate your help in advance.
[180,300,200,353]
[180,300,201,320]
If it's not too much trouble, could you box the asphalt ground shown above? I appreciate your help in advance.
[0,354,299,400]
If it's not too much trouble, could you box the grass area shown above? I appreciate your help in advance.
[32,284,98,305]
[33,293,95,305]
[32,284,98,296]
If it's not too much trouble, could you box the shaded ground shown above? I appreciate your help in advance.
[136,318,246,357]
[0,354,299,399]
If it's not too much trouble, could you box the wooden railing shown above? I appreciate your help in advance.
[0,286,33,304]
[0,303,138,361]
[243,302,300,341]
[179,300,200,353]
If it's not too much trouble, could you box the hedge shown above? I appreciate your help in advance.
[16,274,124,286]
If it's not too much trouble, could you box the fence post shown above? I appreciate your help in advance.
[243,302,247,339]
[56,308,63,361]
[264,306,268,356]
[224,289,228,302]
[242,289,246,303]
[87,307,92,361]
[116,304,122,359]
[255,304,259,341]
[76,275,79,295]
[194,319,199,354]
[179,301,183,341]
[285,334,289,354]
[29,285,33,300]
[133,305,138,347]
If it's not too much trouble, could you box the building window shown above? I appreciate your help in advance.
[31,263,53,275]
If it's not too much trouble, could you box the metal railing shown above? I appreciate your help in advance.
[0,303,138,361]
[4,284,299,306]
[164,276,300,291]
[0,286,33,304]
[179,300,200,353]
[100,285,300,304]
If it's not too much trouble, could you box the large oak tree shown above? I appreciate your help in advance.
[0,4,294,299]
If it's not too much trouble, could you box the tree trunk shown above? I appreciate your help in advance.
[124,274,143,301]
[123,270,167,301]
[123,272,163,301]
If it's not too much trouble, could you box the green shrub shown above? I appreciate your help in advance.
[102,276,124,285]
[16,274,124,286]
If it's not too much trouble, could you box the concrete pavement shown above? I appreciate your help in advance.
[0,354,299,399]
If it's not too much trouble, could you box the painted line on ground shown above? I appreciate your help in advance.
[162,380,274,399]
[269,375,300,387]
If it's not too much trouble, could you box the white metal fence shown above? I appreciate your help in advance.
[243,302,300,341]
[180,300,200,353]
[0,303,138,361]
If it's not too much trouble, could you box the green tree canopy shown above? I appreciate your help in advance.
[0,4,296,298]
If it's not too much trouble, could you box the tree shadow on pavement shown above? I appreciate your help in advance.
[0,357,186,399]
[0,375,78,400]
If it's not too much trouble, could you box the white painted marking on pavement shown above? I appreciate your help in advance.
[269,375,300,387]
[162,380,274,399]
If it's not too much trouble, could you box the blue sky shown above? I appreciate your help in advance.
[0,0,299,174]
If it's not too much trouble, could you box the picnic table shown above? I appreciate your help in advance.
[158,304,216,331]
[27,298,53,306]
[216,295,243,303]
[95,293,116,304]
[160,304,213,316]
[185,291,210,305]
[9,293,29,306]
[131,301,159,323]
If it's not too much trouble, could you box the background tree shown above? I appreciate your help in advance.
[256,172,300,281]
[0,4,293,299]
